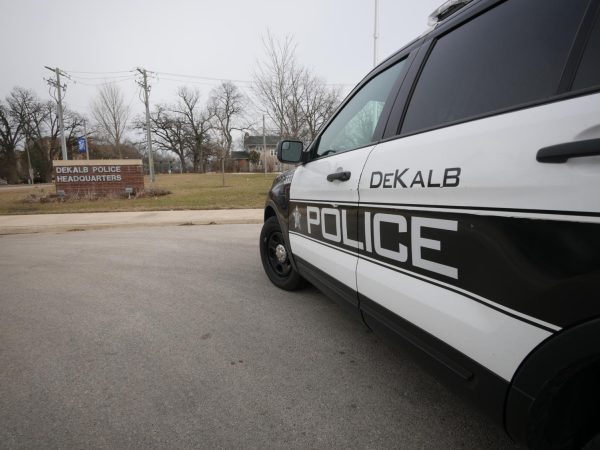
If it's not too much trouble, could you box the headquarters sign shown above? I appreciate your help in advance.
[53,160,144,196]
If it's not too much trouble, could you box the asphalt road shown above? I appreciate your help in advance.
[0,225,522,449]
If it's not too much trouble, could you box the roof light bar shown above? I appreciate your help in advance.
[428,0,474,27]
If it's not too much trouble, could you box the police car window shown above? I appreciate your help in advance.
[316,59,406,157]
[402,0,589,134]
[573,14,600,91]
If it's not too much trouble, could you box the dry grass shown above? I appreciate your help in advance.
[0,173,278,215]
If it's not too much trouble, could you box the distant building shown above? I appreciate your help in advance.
[230,150,250,172]
[244,134,280,172]
[244,134,280,155]
[231,134,297,173]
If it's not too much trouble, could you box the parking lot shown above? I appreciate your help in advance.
[0,225,520,449]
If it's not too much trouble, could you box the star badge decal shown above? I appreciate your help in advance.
[292,206,301,231]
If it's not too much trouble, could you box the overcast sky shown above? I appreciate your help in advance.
[0,0,440,127]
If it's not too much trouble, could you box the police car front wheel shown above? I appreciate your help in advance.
[260,216,305,291]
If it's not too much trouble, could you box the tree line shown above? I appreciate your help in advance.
[0,34,342,184]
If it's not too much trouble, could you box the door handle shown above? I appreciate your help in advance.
[537,138,600,163]
[327,171,351,182]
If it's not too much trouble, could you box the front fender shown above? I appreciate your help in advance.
[264,169,297,268]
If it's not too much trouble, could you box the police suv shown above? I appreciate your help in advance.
[259,0,600,448]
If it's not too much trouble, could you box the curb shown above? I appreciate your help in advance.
[0,210,264,235]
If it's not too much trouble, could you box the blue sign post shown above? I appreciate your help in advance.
[77,137,86,153]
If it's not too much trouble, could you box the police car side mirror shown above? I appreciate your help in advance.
[277,140,304,164]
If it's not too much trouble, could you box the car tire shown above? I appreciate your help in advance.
[583,433,600,450]
[260,216,305,291]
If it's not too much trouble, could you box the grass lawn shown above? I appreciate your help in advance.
[0,173,278,215]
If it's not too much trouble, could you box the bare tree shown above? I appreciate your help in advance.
[149,105,188,173]
[91,83,130,158]
[301,72,340,141]
[208,82,246,185]
[175,87,213,173]
[23,98,83,181]
[22,97,55,182]
[252,32,341,142]
[0,88,29,182]
[252,32,301,138]
[0,87,84,183]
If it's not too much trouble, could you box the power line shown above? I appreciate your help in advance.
[73,77,135,87]
[62,68,353,89]
[62,69,134,75]
[71,80,134,87]
[71,77,136,87]
[152,70,252,84]
[69,74,135,81]
[156,77,237,87]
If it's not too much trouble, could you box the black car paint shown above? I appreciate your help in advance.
[261,0,600,446]
[264,169,297,268]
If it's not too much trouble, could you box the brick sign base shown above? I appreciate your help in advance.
[53,159,144,196]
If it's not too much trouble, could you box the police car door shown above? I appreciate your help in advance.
[357,0,600,386]
[288,58,410,310]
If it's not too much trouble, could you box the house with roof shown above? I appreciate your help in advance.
[231,134,294,172]
[230,150,250,172]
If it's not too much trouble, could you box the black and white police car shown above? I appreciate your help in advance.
[259,0,600,448]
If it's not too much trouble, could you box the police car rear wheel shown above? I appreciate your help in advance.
[260,217,305,291]
[583,433,600,450]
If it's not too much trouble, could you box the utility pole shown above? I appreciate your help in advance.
[83,118,90,160]
[221,150,225,187]
[373,0,379,67]
[263,115,267,176]
[44,66,68,160]
[136,68,155,183]
[24,138,33,184]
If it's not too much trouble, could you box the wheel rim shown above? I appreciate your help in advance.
[266,230,292,278]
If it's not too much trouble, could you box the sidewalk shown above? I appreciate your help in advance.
[0,209,264,235]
